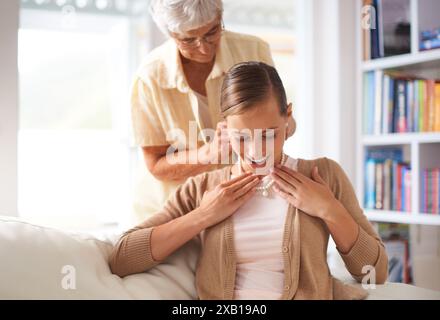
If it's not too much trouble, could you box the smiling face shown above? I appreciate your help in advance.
[227,93,292,175]
[171,17,222,64]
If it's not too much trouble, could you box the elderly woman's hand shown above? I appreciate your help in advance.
[198,121,232,164]
[195,172,260,229]
[270,165,338,221]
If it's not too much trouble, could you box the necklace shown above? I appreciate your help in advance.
[238,153,288,197]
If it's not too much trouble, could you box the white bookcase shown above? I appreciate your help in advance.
[355,0,440,225]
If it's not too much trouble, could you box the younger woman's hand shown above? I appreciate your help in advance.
[196,172,260,228]
[270,165,337,220]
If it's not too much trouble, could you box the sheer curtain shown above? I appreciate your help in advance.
[17,0,150,231]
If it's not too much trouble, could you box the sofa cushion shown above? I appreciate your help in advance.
[1,215,439,300]
[0,216,199,299]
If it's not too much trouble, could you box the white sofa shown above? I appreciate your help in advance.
[1,215,439,300]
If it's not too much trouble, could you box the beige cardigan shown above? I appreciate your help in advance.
[109,157,388,300]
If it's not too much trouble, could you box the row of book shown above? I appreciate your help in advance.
[362,0,410,60]
[363,71,440,135]
[364,149,411,212]
[420,27,440,51]
[421,168,440,214]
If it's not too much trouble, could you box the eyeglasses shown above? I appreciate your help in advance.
[175,21,224,50]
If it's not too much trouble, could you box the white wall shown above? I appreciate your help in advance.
[0,1,19,217]
[297,0,357,182]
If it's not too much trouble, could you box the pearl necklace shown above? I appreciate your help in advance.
[239,153,287,197]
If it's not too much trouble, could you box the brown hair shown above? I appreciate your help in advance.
[220,61,288,117]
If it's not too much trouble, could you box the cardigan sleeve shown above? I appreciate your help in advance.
[108,173,206,277]
[325,158,389,284]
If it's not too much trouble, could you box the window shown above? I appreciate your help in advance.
[18,1,149,230]
[223,0,304,155]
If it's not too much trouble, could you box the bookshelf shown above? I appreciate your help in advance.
[356,0,440,226]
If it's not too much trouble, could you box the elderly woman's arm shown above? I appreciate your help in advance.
[142,145,217,182]
[142,121,229,182]
[132,76,230,183]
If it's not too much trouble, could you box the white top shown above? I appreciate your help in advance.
[193,90,213,129]
[231,156,298,300]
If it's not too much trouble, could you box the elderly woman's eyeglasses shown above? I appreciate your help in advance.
[175,22,224,49]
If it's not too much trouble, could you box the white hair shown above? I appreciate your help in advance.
[149,0,223,36]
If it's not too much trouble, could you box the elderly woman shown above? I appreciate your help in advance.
[110,61,388,300]
[131,0,295,221]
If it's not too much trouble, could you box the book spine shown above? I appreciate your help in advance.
[422,169,426,213]
[375,162,384,209]
[370,0,380,59]
[362,0,372,60]
[420,38,440,51]
[404,167,411,212]
[396,80,407,133]
[437,168,440,214]
[436,169,439,214]
[434,169,439,215]
[413,80,419,132]
[365,159,376,209]
[407,81,414,132]
[392,161,398,210]
[374,70,383,134]
[427,80,435,131]
[396,163,402,211]
[434,82,440,132]
[377,0,384,57]
[427,170,433,214]
[419,80,425,132]
[389,78,395,132]
[383,159,392,210]
[368,72,376,134]
[382,74,390,133]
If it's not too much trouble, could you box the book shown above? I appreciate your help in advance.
[413,79,419,132]
[384,240,410,283]
[362,0,373,60]
[403,166,411,212]
[363,74,440,134]
[378,223,412,284]
[427,80,436,131]
[396,163,403,211]
[434,169,439,214]
[365,158,376,209]
[374,70,383,134]
[365,148,405,212]
[363,72,372,134]
[420,38,440,51]
[383,159,392,210]
[423,168,440,215]
[375,162,384,209]
[435,83,440,132]
[371,0,380,59]
[419,79,426,132]
[380,0,411,57]
[420,27,440,41]
[395,79,407,133]
[382,74,390,133]
[406,80,414,132]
